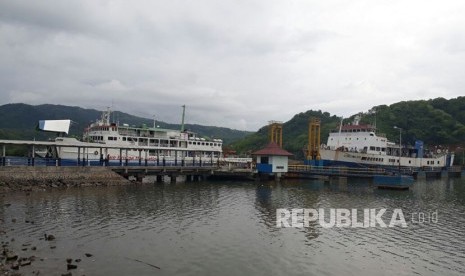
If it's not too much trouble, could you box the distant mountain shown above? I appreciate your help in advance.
[230,97,465,160]
[0,103,252,145]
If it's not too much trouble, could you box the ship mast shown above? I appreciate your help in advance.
[181,105,186,132]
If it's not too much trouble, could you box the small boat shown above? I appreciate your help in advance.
[373,174,414,189]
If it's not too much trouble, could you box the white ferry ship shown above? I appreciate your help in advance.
[318,116,454,169]
[36,108,224,165]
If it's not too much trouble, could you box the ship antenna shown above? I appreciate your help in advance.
[373,108,377,130]
[339,117,343,134]
[336,117,343,148]
[181,105,186,132]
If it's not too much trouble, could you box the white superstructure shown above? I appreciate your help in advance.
[320,117,453,168]
[37,108,223,164]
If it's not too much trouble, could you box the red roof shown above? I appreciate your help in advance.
[252,142,293,156]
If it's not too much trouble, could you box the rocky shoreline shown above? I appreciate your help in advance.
[1,225,96,275]
[0,166,130,192]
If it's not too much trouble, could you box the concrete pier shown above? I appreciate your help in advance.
[0,166,129,191]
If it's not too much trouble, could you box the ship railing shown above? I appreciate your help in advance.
[447,166,462,172]
[288,165,386,175]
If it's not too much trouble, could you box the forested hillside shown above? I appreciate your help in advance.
[230,97,465,160]
[0,104,251,145]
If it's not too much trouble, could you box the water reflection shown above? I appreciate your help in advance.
[1,178,465,275]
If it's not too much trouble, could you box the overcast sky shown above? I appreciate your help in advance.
[1,0,464,131]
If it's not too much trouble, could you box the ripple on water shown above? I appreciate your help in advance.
[1,179,465,275]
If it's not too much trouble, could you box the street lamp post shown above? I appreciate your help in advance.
[394,126,402,172]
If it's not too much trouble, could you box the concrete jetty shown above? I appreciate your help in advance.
[0,166,130,191]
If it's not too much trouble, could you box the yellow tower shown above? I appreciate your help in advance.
[268,121,283,147]
[306,117,321,160]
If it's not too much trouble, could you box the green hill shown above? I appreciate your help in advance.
[230,97,465,161]
[0,103,252,145]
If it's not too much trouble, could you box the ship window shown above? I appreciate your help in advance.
[376,147,380,151]
[370,146,375,150]
[382,148,386,151]
[437,161,440,164]
[123,137,127,141]
[409,160,411,164]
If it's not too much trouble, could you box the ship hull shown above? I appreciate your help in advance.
[319,149,451,169]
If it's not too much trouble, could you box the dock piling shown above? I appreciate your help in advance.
[1,145,5,166]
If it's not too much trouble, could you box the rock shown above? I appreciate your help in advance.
[50,246,56,249]
[4,203,11,207]
[31,246,37,251]
[11,218,16,223]
[6,251,18,261]
[28,256,36,261]
[85,253,93,257]
[61,273,72,276]
[20,259,31,266]
[75,258,81,263]
[45,234,55,241]
[10,261,20,270]
[25,220,30,223]
[21,248,27,251]
[67,263,77,270]
[66,258,72,264]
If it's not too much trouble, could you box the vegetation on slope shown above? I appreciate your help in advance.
[0,104,251,146]
[230,97,465,162]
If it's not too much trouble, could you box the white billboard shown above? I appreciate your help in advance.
[38,120,71,134]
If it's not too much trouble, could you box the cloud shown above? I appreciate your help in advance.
[1,0,464,131]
